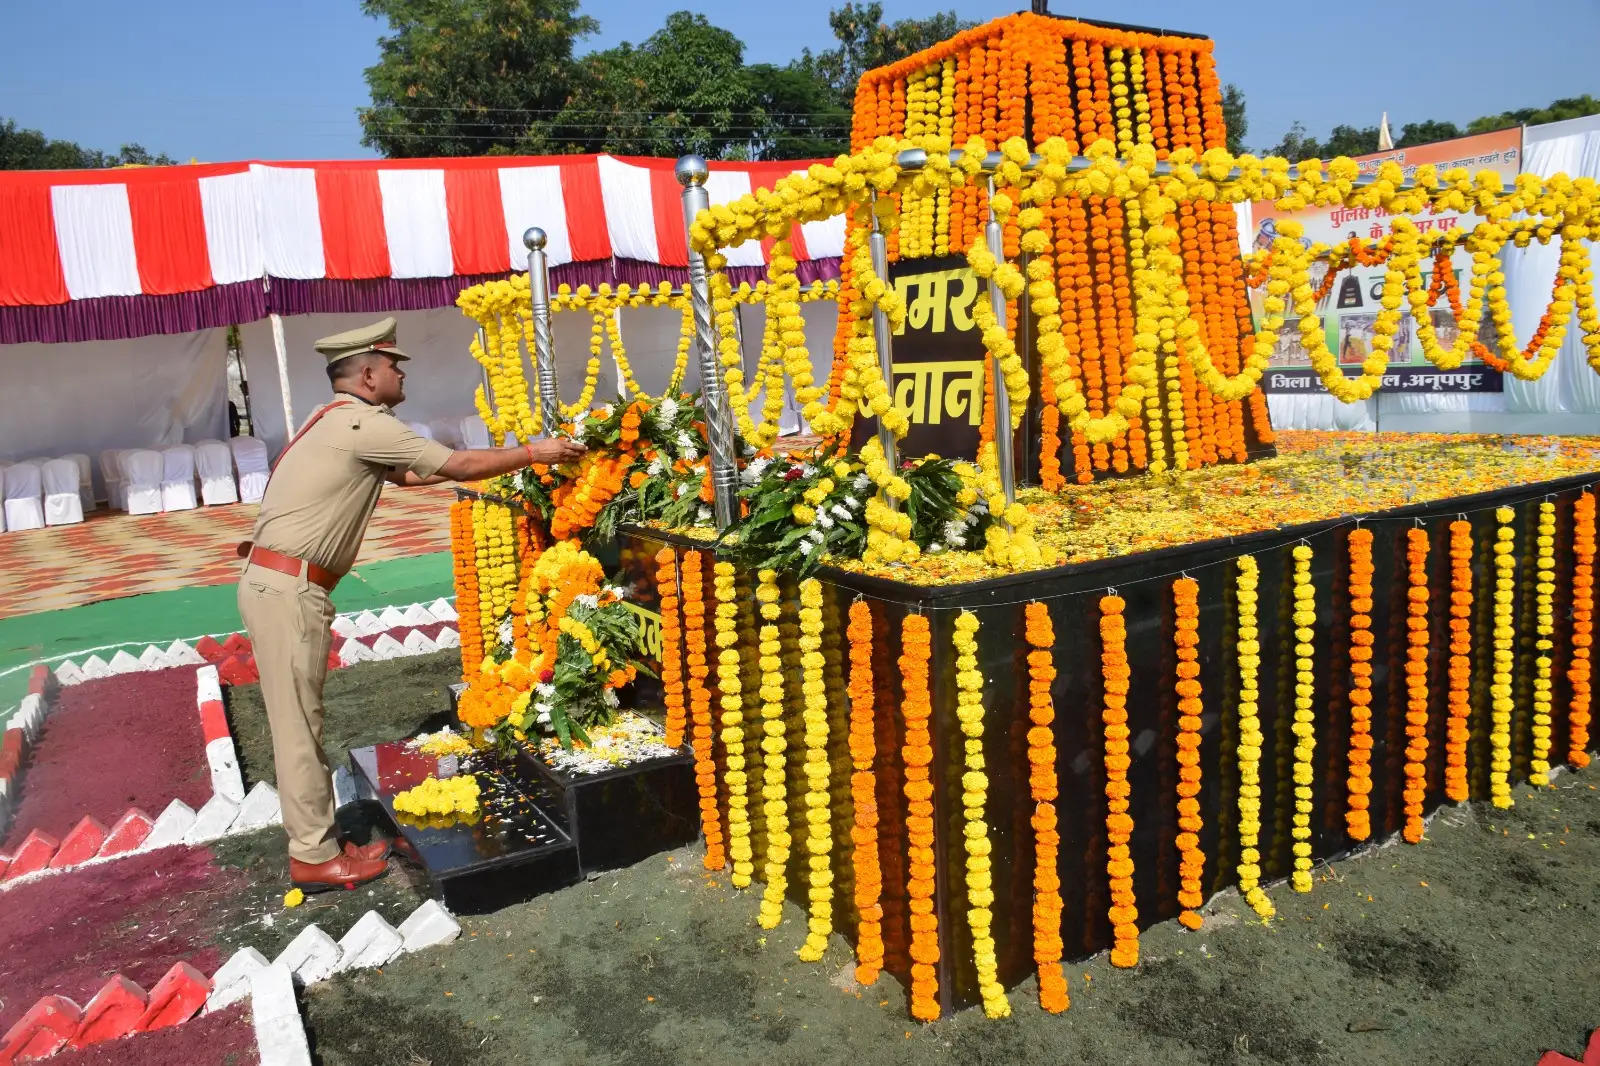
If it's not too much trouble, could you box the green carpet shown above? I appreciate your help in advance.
[0,552,454,718]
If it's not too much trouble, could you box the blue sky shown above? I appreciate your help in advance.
[3,0,1597,162]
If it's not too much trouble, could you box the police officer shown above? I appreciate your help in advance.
[238,317,583,892]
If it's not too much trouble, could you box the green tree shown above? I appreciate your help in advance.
[1,118,175,170]
[358,0,599,158]
[1221,84,1247,156]
[746,63,853,160]
[1467,94,1600,133]
[1321,123,1380,158]
[800,2,974,107]
[1263,121,1323,162]
[1396,119,1461,148]
[526,12,759,159]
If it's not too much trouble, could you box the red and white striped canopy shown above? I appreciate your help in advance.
[0,154,845,308]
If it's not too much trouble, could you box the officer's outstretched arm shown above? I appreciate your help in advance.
[435,439,586,483]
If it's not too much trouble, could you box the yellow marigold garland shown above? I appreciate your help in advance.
[755,569,790,929]
[1234,555,1274,919]
[845,599,885,983]
[796,578,834,962]
[1445,520,1474,801]
[1023,602,1068,1012]
[714,561,753,886]
[1346,527,1375,838]
[1571,493,1596,769]
[1402,527,1431,843]
[1289,544,1317,892]
[1491,508,1517,808]
[1100,593,1139,966]
[682,551,725,866]
[1172,577,1206,929]
[1532,500,1557,785]
[952,611,1008,1017]
[899,613,940,1021]
[656,548,687,750]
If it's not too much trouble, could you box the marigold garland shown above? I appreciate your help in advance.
[845,599,884,983]
[1531,501,1557,785]
[1402,528,1431,843]
[682,551,725,867]
[755,569,790,929]
[1345,528,1375,838]
[1289,544,1317,891]
[1490,508,1517,809]
[796,578,834,962]
[655,549,687,750]
[1171,577,1206,929]
[951,611,1008,1016]
[1099,593,1139,966]
[1234,555,1274,919]
[1445,520,1474,801]
[1023,602,1069,1012]
[899,613,940,1021]
[1571,492,1596,769]
[451,499,484,683]
[714,561,753,886]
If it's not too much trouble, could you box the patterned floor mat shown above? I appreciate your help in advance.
[0,485,455,619]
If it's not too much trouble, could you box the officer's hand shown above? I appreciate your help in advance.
[526,438,587,465]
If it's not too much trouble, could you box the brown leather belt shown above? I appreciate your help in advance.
[244,544,341,591]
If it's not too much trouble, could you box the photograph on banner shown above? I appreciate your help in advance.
[1250,128,1523,395]
[848,254,988,461]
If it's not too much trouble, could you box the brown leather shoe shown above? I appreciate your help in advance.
[341,837,392,862]
[289,851,389,893]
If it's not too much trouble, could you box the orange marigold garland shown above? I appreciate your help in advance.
[1571,492,1596,768]
[1172,577,1206,930]
[656,548,687,750]
[1023,602,1068,1012]
[1402,527,1431,843]
[899,613,940,1021]
[846,599,884,984]
[682,550,725,868]
[1100,593,1139,967]
[1445,520,1474,800]
[1346,528,1375,837]
[451,499,484,683]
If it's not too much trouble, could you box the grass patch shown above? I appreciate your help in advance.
[226,650,460,790]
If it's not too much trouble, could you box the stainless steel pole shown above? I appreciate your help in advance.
[522,227,561,435]
[677,154,739,530]
[866,189,899,502]
[983,157,1017,517]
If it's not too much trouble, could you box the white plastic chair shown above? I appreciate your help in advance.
[100,450,126,510]
[3,461,45,531]
[62,453,94,512]
[122,449,163,516]
[160,445,198,511]
[42,458,85,526]
[195,439,238,506]
[230,437,270,504]
[459,416,491,450]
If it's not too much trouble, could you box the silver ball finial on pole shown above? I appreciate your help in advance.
[674,154,710,188]
[522,226,548,252]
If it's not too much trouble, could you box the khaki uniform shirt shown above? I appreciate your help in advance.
[250,394,454,574]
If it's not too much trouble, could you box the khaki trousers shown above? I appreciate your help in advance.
[237,562,340,865]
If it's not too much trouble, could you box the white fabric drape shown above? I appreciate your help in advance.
[705,171,763,268]
[199,170,263,285]
[498,166,573,267]
[51,184,143,300]
[378,169,455,279]
[252,165,325,279]
[0,328,228,486]
[597,156,659,263]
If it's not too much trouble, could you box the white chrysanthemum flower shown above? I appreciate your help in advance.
[659,396,679,420]
[676,483,691,498]
[817,512,834,529]
[742,457,772,486]
[944,519,968,543]
[808,528,825,543]
[575,593,599,610]
[677,432,698,455]
[801,463,815,478]
[843,495,861,511]
[831,504,852,521]
[697,506,711,523]
[535,704,553,723]
[964,511,981,527]
[648,458,665,476]
[599,403,614,420]
[798,541,813,555]
[536,683,555,699]
[498,618,514,644]
[602,687,621,708]
[852,474,871,491]
[609,586,627,600]
[929,542,945,554]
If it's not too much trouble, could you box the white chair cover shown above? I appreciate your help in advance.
[160,445,198,512]
[41,458,84,526]
[459,416,491,450]
[3,461,45,532]
[407,421,435,440]
[100,450,126,510]
[230,437,270,504]
[194,439,238,506]
[0,466,7,533]
[122,449,164,516]
[61,453,94,512]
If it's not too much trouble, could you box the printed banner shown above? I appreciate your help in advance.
[849,254,988,460]
[1250,128,1523,394]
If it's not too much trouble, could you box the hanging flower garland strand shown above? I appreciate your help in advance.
[1235,555,1275,919]
[714,561,753,886]
[899,613,940,1021]
[1531,500,1557,785]
[1445,520,1474,801]
[1402,527,1431,843]
[952,611,1009,1017]
[1491,508,1517,809]
[1100,593,1140,966]
[1346,528,1375,838]
[1023,602,1069,1012]
[1171,577,1206,929]
[796,578,835,962]
[846,599,885,984]
[755,569,790,929]
[682,551,726,867]
[656,548,687,750]
[1571,493,1596,768]
[1289,544,1317,892]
